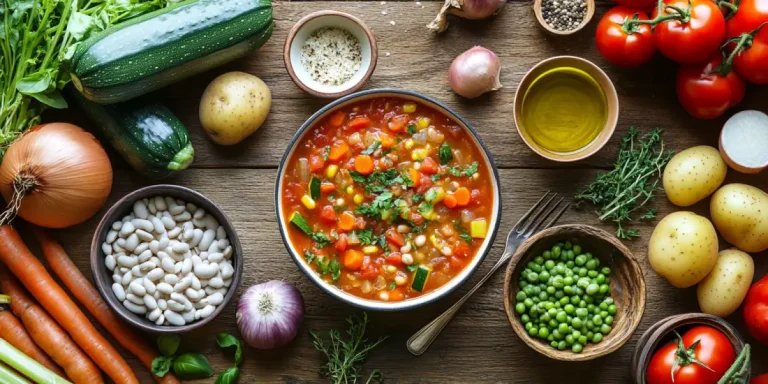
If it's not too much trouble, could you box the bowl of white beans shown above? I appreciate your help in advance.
[90,185,242,333]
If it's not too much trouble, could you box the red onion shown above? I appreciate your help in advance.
[449,46,502,99]
[236,281,305,350]
[428,0,506,33]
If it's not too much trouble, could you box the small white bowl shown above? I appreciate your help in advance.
[284,11,378,98]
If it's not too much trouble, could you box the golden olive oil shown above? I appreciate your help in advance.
[520,67,608,153]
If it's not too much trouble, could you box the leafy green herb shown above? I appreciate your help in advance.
[350,171,367,184]
[311,232,331,248]
[361,141,381,155]
[322,145,331,161]
[157,335,180,357]
[574,128,672,240]
[355,192,394,220]
[400,170,414,188]
[215,367,240,384]
[407,124,417,135]
[412,194,423,203]
[460,233,473,243]
[431,174,444,182]
[316,256,330,274]
[173,353,214,380]
[351,168,405,194]
[329,259,342,281]
[449,162,479,177]
[388,282,396,290]
[438,143,453,165]
[328,194,336,202]
[216,333,243,366]
[407,264,420,273]
[453,219,472,243]
[464,162,479,176]
[151,357,173,378]
[409,222,427,233]
[639,208,657,221]
[331,229,339,240]
[304,250,317,264]
[418,202,433,214]
[377,234,387,249]
[357,229,375,245]
[311,313,387,384]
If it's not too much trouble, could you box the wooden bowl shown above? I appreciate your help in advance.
[90,185,243,334]
[631,313,750,383]
[513,56,619,162]
[503,225,646,361]
[284,10,378,98]
[533,0,595,35]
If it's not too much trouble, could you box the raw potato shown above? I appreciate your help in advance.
[648,211,719,288]
[663,145,727,207]
[710,183,768,252]
[199,71,271,145]
[697,249,754,317]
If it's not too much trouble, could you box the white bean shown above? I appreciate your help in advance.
[144,295,158,310]
[148,308,162,322]
[207,292,224,306]
[134,242,150,256]
[223,278,232,288]
[194,263,218,279]
[169,205,186,216]
[209,277,224,289]
[207,253,224,263]
[158,299,168,311]
[148,199,157,214]
[147,268,164,281]
[189,229,204,248]
[208,242,220,254]
[112,274,122,285]
[150,256,161,266]
[174,276,192,292]
[191,275,202,290]
[113,243,125,254]
[118,266,129,274]
[149,240,160,254]
[158,237,170,250]
[106,230,118,244]
[223,246,233,260]
[193,208,205,219]
[133,200,149,219]
[161,216,176,230]
[131,265,144,277]
[150,217,165,234]
[192,217,206,228]
[125,234,139,252]
[155,196,167,211]
[191,255,203,267]
[171,292,188,304]
[135,229,154,242]
[112,283,126,301]
[415,235,427,247]
[220,261,235,279]
[216,226,227,241]
[200,305,215,319]
[164,310,185,326]
[195,310,202,320]
[172,242,190,254]
[155,314,165,325]
[183,229,194,242]
[112,221,123,231]
[122,215,133,223]
[204,215,218,230]
[182,258,193,275]
[157,282,174,295]
[167,227,182,239]
[185,288,200,302]
[129,280,147,296]
[164,274,179,285]
[199,229,215,251]
[173,262,182,274]
[200,278,209,288]
[217,239,229,250]
[105,255,116,271]
[167,300,185,312]
[182,221,195,233]
[131,219,153,232]
[143,278,157,295]
[139,261,155,272]
[194,298,209,309]
[400,243,412,254]
[138,250,153,263]
[119,222,135,238]
[161,257,175,273]
[182,309,195,323]
[124,300,147,314]
[126,293,145,305]
[117,255,137,268]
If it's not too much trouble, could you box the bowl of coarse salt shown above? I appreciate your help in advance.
[90,185,243,334]
[284,10,378,98]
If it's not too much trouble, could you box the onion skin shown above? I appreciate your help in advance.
[428,0,506,33]
[236,281,305,350]
[449,46,502,99]
[0,123,113,228]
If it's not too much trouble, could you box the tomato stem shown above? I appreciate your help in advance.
[620,0,689,34]
[670,332,715,384]
[717,344,751,384]
[715,0,738,18]
[717,22,768,76]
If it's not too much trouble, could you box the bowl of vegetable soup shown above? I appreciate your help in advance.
[276,89,502,311]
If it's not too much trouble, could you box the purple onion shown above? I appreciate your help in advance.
[236,281,305,349]
[428,0,506,32]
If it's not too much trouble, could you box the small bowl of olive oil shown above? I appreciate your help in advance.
[513,56,619,162]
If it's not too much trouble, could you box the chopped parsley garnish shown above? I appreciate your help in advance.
[357,228,375,245]
[460,232,473,243]
[378,234,387,248]
[407,264,420,273]
[361,141,381,155]
[388,282,396,290]
[329,259,342,281]
[328,194,336,202]
[315,255,329,273]
[311,232,331,248]
[351,169,405,194]
[350,171,367,184]
[321,145,330,161]
[407,124,417,135]
[454,219,473,244]
[304,250,317,264]
[412,194,423,203]
[418,202,433,214]
[438,143,453,165]
[448,162,479,177]
[355,192,394,220]
[431,174,444,182]
[409,222,427,233]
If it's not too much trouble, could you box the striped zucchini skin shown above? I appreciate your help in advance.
[71,0,273,104]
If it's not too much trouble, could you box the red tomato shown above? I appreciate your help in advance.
[613,0,656,9]
[732,27,768,84]
[319,205,336,222]
[420,157,439,175]
[725,0,768,39]
[385,252,403,265]
[744,275,768,345]
[385,229,405,247]
[596,7,657,67]
[652,0,726,63]
[309,155,325,172]
[334,234,348,252]
[647,326,736,384]
[676,55,745,119]
[753,374,768,384]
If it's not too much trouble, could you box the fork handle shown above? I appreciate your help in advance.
[406,244,518,356]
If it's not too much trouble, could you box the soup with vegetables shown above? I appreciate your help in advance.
[281,97,494,302]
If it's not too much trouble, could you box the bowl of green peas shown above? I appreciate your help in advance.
[503,224,646,361]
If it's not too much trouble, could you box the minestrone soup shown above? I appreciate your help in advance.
[282,97,495,302]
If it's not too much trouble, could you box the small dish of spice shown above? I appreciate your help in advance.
[533,0,595,35]
[284,11,378,98]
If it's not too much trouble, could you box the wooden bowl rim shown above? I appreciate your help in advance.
[532,0,596,35]
[630,313,749,384]
[283,10,378,98]
[90,185,243,334]
[502,224,646,361]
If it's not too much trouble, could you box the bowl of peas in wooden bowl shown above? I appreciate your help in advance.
[503,224,645,361]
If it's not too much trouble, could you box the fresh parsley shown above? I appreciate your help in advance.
[361,141,381,155]
[460,232,473,243]
[357,229,375,245]
[407,264,420,273]
[311,232,331,248]
[418,202,433,214]
[438,143,453,165]
[388,282,396,290]
[454,219,472,243]
[407,124,417,135]
[329,259,342,281]
[431,174,444,182]
[304,250,317,264]
[449,162,479,177]
[321,145,331,161]
[355,192,394,220]
[351,169,405,194]
[412,194,423,203]
[409,222,427,233]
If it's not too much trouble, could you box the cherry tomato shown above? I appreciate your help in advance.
[613,0,657,9]
[596,7,657,67]
[732,26,768,84]
[647,326,736,384]
[676,55,745,119]
[725,0,768,39]
[652,0,726,63]
[744,275,768,345]
[753,374,768,384]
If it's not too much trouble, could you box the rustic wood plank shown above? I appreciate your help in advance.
[50,1,768,172]
[45,168,767,383]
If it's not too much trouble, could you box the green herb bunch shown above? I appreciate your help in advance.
[311,313,387,384]
[574,128,673,240]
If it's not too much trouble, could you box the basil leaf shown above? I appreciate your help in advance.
[215,366,240,384]
[16,72,53,94]
[151,356,172,378]
[157,335,180,357]
[438,143,453,165]
[172,353,214,379]
[216,333,243,366]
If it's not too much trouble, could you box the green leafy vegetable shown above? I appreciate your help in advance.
[215,366,240,384]
[216,333,242,365]
[438,143,453,165]
[460,232,473,243]
[355,192,394,220]
[173,353,214,380]
[574,128,672,240]
[304,250,317,264]
[351,169,405,194]
[311,232,331,248]
[449,162,479,177]
[151,356,173,378]
[407,124,416,135]
[357,229,375,245]
[361,141,381,155]
[157,335,181,357]
[418,202,433,214]
[322,145,331,161]
[406,264,420,273]
[311,313,387,384]
[329,259,342,281]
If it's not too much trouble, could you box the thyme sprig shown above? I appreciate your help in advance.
[311,313,387,384]
[574,128,673,240]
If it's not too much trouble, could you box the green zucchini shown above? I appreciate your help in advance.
[290,212,313,236]
[70,0,273,104]
[72,91,194,179]
[412,265,432,292]
[309,177,321,200]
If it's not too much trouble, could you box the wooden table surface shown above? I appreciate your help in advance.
[42,0,768,382]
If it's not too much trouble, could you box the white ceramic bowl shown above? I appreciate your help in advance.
[283,11,378,98]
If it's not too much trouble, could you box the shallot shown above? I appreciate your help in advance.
[428,0,506,33]
[448,46,502,99]
[719,110,768,173]
[236,281,305,349]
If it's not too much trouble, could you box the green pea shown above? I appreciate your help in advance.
[587,270,598,278]
[555,265,566,275]
[603,297,614,305]
[539,327,550,338]
[608,304,617,315]
[525,322,533,330]
[564,241,572,250]
[572,330,581,339]
[598,302,608,310]
[528,327,538,336]
[543,250,552,259]
[571,318,583,328]
[545,259,556,270]
[576,308,588,318]
[548,334,555,342]
[601,266,611,275]
[515,302,526,314]
[554,291,565,299]
[605,316,614,326]
[587,331,594,339]
[559,297,570,306]
[587,304,596,313]
[564,268,574,277]
[555,311,567,323]
[549,319,558,328]
[584,295,594,305]
[575,255,587,266]
[585,259,597,270]
[520,280,529,288]
[569,296,579,305]
[563,286,574,295]
[566,250,575,259]
[557,341,567,350]
[586,283,599,295]
[539,271,551,282]
[516,291,527,301]
[540,313,551,322]
[532,297,540,304]
[552,276,564,289]
[578,335,587,345]
[592,315,603,326]
[601,324,612,334]
[578,300,586,308]
[593,333,603,343]
[599,311,609,319]
[573,245,582,255]
[576,278,589,289]
[552,329,562,340]
[544,302,555,311]
[547,308,558,317]
[524,298,534,307]
[532,286,542,294]
[534,256,545,265]
[521,314,530,323]
[595,274,606,284]
[552,246,561,257]
[539,292,549,300]
[551,340,558,348]
[523,285,535,296]
[578,269,588,277]
[558,323,570,334]
[565,260,575,268]
[572,343,583,353]
[564,304,575,314]
[599,284,610,294]
[527,272,540,283]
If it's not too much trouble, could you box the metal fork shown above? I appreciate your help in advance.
[406,191,569,356]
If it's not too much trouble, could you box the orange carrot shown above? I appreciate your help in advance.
[454,187,471,206]
[328,141,349,161]
[354,155,374,175]
[320,182,336,194]
[343,250,364,270]
[0,309,64,377]
[338,212,356,231]
[329,111,346,127]
[0,225,138,384]
[33,229,180,384]
[389,288,405,301]
[407,168,421,187]
[443,194,458,209]
[0,266,102,384]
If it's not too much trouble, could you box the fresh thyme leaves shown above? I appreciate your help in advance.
[574,128,672,240]
[438,143,453,165]
[361,141,381,155]
[311,313,387,384]
[311,232,331,248]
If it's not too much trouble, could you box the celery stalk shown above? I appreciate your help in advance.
[0,362,31,384]
[0,339,71,384]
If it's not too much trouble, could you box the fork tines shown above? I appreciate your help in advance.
[515,191,570,237]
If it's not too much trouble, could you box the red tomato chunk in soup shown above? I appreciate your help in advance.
[282,97,493,302]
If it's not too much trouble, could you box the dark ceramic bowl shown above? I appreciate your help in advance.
[275,88,502,311]
[90,185,243,333]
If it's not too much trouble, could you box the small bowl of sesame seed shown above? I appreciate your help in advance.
[284,10,378,98]
[532,0,595,36]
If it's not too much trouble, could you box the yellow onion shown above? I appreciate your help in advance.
[0,123,113,228]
